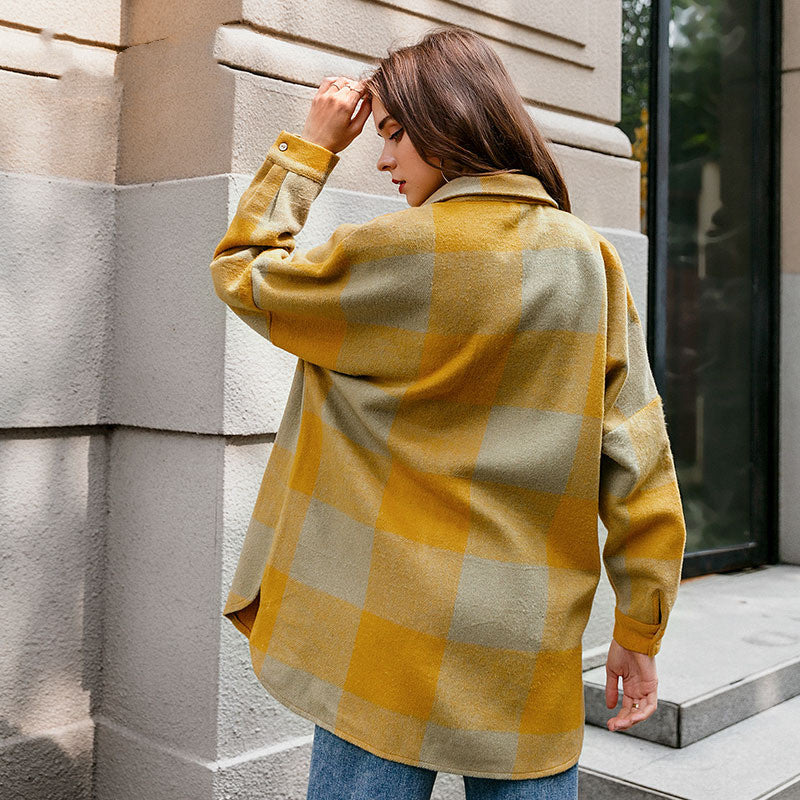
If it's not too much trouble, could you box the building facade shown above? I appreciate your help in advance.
[0,1,795,797]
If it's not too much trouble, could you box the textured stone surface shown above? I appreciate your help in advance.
[123,0,239,45]
[555,145,641,231]
[110,175,230,434]
[0,35,121,181]
[214,23,632,157]
[115,30,233,185]
[783,71,800,274]
[0,435,106,800]
[1,0,122,45]
[0,172,115,427]
[240,0,622,122]
[227,69,640,225]
[786,0,800,71]
[102,429,221,755]
[0,26,116,77]
[95,717,213,800]
[580,693,800,800]
[781,273,800,564]
[0,720,95,800]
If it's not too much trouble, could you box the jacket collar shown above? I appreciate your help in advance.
[422,172,559,209]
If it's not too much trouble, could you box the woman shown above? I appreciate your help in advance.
[210,25,686,800]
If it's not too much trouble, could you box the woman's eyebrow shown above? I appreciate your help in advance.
[377,114,393,132]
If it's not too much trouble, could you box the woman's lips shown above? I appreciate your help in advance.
[398,181,406,194]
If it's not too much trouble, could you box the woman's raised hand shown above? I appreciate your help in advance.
[300,76,372,154]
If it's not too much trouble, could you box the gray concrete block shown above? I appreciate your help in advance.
[0,434,106,771]
[0,719,94,800]
[102,429,221,755]
[578,769,681,799]
[580,692,800,799]
[0,172,115,427]
[95,716,213,800]
[780,273,800,565]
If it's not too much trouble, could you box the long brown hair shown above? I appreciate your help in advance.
[362,26,571,213]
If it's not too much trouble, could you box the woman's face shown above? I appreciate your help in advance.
[371,95,447,207]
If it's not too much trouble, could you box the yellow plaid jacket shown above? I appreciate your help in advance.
[210,131,687,779]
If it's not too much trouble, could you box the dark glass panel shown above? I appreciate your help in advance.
[665,0,755,552]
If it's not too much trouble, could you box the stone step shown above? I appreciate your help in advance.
[582,565,800,747]
[578,692,800,799]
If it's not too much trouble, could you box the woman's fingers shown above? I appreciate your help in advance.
[607,690,658,732]
[348,91,372,132]
[321,76,361,95]
[319,76,341,93]
[303,77,370,151]
[605,668,620,709]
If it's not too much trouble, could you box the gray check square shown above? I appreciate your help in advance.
[474,405,584,494]
[519,248,604,333]
[448,554,549,651]
[289,497,375,608]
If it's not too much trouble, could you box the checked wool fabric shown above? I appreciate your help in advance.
[210,131,687,779]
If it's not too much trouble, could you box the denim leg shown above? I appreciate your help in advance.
[463,763,579,800]
[306,725,438,800]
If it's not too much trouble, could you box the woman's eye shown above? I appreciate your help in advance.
[390,128,403,142]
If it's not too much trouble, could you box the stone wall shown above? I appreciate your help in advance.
[1,5,121,798]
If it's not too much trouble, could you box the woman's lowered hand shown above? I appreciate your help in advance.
[604,638,659,732]
[301,76,372,154]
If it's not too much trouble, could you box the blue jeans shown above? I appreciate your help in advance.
[306,725,579,799]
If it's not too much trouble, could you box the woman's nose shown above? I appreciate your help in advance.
[377,149,396,172]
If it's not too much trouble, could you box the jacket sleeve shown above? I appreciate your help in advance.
[209,130,361,369]
[597,236,687,657]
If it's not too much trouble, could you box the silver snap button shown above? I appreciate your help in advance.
[278,142,288,151]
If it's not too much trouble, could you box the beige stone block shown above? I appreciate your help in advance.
[381,0,592,48]
[0,26,116,77]
[0,433,106,738]
[226,62,638,230]
[553,143,641,232]
[216,24,631,159]
[784,0,800,71]
[117,11,628,184]
[1,0,122,45]
[0,63,120,181]
[116,20,634,221]
[230,70,379,191]
[239,0,622,122]
[782,71,800,274]
[116,30,235,184]
[214,23,368,93]
[122,0,240,46]
[227,68,637,231]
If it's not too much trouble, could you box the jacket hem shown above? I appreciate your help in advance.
[250,659,583,780]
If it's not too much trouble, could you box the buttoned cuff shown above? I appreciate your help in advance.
[612,607,665,657]
[267,131,340,184]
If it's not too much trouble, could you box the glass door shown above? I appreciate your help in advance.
[618,0,780,577]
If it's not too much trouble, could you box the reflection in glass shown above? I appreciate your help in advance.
[618,0,755,555]
[619,0,651,235]
[666,0,753,552]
